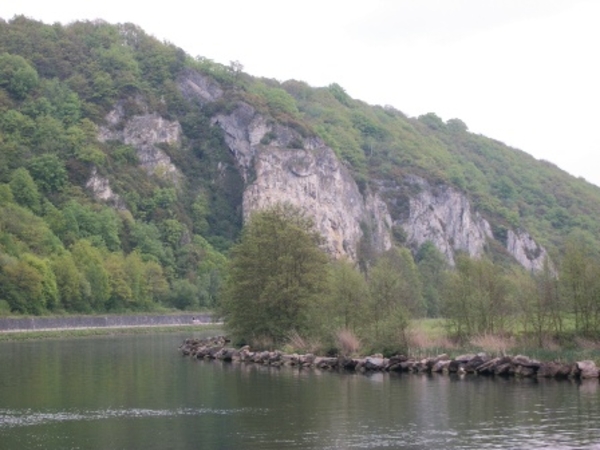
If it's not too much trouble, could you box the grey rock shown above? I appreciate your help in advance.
[577,360,599,379]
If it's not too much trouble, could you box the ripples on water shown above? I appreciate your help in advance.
[1,400,599,449]
[0,407,263,429]
[2,334,600,449]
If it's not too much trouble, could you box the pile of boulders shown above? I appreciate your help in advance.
[179,336,600,380]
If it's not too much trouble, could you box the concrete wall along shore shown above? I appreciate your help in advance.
[0,313,214,332]
[180,336,600,381]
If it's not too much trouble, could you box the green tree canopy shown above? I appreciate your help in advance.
[0,53,39,99]
[9,168,41,213]
[220,204,329,346]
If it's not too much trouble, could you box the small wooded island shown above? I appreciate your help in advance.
[180,336,600,381]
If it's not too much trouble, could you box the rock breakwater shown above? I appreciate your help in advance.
[179,336,600,380]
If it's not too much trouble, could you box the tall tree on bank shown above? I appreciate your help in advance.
[220,204,329,346]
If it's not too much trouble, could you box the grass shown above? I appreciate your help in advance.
[405,319,456,357]
[406,318,600,364]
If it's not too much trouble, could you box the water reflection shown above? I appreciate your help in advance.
[1,334,600,449]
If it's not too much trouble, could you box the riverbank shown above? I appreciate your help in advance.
[0,313,214,332]
[0,313,218,341]
[180,336,600,381]
[0,324,223,342]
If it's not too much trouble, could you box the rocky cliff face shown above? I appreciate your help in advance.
[213,102,391,260]
[85,167,125,209]
[175,70,549,270]
[98,100,182,184]
[377,176,493,265]
[506,229,549,272]
[210,99,550,269]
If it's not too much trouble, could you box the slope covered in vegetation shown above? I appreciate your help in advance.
[2,16,600,330]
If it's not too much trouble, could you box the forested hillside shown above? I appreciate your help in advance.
[2,16,600,324]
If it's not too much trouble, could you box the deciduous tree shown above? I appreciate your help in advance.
[220,204,328,345]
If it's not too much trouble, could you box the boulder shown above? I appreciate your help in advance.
[464,354,490,373]
[364,357,386,371]
[513,355,541,369]
[494,362,513,376]
[431,359,451,373]
[339,357,359,371]
[455,354,477,363]
[514,364,536,377]
[536,361,571,378]
[476,357,506,375]
[577,360,599,379]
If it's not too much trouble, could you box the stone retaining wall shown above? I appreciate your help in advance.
[0,313,214,332]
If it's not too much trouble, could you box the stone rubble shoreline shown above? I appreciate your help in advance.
[179,336,600,380]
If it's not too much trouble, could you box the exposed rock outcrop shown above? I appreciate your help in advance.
[173,70,551,269]
[85,167,124,209]
[387,176,493,265]
[98,102,182,184]
[178,68,223,103]
[214,102,391,260]
[507,229,549,272]
[376,175,549,269]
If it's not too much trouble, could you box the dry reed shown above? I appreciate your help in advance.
[335,329,361,357]
[286,330,322,354]
[406,326,456,352]
[470,333,515,356]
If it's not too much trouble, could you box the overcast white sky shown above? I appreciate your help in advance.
[2,1,599,185]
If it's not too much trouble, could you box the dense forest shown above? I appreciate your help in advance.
[2,16,600,348]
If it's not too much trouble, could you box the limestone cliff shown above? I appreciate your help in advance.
[213,102,391,260]
[377,176,492,265]
[506,229,549,272]
[175,70,549,270]
[210,99,549,269]
[98,100,182,184]
[377,175,552,269]
[85,167,125,209]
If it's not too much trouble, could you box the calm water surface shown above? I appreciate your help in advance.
[1,333,600,449]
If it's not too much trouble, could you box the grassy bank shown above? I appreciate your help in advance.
[0,324,223,342]
[279,318,600,365]
[404,319,600,365]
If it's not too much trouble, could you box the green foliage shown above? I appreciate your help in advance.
[249,81,300,117]
[0,17,232,316]
[168,279,199,310]
[0,254,44,314]
[51,252,85,312]
[327,83,351,107]
[443,255,514,340]
[0,52,39,99]
[9,168,41,213]
[0,183,14,205]
[0,203,63,255]
[559,234,600,336]
[57,201,121,250]
[3,15,600,332]
[27,154,68,194]
[416,242,448,317]
[221,205,329,345]
[71,239,110,311]
[325,259,368,331]
[366,247,421,348]
[21,252,59,311]
[512,260,562,346]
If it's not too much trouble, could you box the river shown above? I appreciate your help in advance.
[1,332,599,449]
